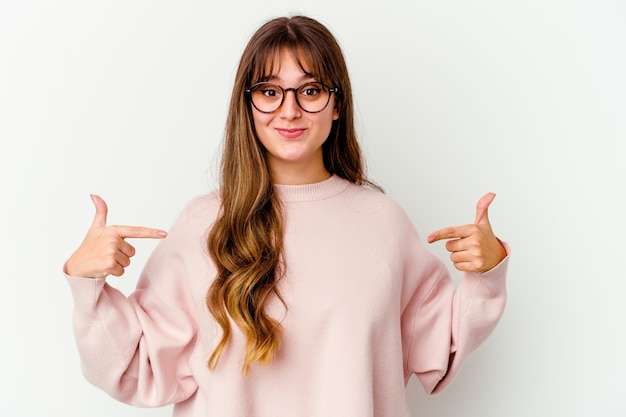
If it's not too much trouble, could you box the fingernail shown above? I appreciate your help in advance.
[157,231,168,238]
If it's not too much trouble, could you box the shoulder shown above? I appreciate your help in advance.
[341,180,414,230]
[164,190,221,243]
[178,190,222,221]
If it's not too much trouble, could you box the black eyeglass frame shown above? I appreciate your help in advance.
[245,81,340,114]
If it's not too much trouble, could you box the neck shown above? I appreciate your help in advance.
[268,160,331,185]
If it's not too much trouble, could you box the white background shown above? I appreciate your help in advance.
[1,0,625,416]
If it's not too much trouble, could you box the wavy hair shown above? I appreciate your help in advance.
[206,15,380,375]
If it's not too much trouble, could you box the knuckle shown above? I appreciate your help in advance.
[103,258,118,270]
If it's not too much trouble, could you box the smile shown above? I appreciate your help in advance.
[276,128,306,139]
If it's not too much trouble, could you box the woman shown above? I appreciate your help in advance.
[65,15,509,417]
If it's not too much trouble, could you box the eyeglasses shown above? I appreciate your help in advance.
[245,81,339,114]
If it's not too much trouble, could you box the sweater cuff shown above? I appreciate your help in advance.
[463,241,510,297]
[65,272,108,314]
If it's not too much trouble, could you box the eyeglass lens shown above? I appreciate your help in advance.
[249,82,332,113]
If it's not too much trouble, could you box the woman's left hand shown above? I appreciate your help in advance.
[427,193,507,273]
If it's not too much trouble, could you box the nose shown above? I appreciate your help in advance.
[279,89,301,120]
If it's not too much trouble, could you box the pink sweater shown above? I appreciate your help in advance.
[66,175,508,417]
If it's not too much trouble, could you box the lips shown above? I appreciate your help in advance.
[276,128,306,139]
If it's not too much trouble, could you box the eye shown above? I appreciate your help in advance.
[260,86,281,98]
[299,84,323,97]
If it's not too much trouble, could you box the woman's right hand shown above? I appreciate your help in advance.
[65,194,167,279]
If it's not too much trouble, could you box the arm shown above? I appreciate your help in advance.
[403,193,509,394]
[66,272,198,406]
[64,196,199,406]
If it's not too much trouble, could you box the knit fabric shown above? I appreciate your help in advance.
[66,175,508,417]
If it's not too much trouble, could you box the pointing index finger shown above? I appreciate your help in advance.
[427,226,471,244]
[110,225,168,239]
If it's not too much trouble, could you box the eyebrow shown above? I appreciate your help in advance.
[265,72,316,84]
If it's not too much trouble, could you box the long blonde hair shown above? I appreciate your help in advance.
[206,15,379,375]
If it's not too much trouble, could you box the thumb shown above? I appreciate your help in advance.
[475,192,496,225]
[90,194,108,228]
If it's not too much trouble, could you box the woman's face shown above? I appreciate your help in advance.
[251,50,339,185]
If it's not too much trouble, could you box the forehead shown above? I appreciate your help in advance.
[260,47,316,81]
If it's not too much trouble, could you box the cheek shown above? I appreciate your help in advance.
[251,112,276,149]
[252,110,273,127]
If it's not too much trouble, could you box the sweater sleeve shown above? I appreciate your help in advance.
[64,209,201,407]
[401,231,509,395]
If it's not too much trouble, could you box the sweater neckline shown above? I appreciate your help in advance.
[273,175,350,202]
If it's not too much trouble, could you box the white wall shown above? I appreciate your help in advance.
[1,0,624,416]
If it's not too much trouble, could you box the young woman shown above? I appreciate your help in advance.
[64,15,509,417]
